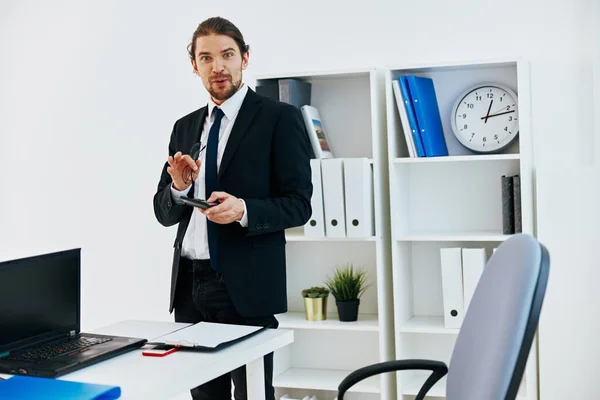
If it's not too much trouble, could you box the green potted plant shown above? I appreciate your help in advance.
[301,286,330,321]
[324,263,370,322]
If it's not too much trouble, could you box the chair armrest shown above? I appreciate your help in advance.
[337,359,448,400]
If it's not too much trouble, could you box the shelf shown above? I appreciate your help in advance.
[395,231,512,242]
[274,367,380,394]
[285,230,377,242]
[277,312,379,332]
[254,67,372,81]
[400,316,459,335]
[393,154,520,164]
[388,58,519,72]
[402,373,447,397]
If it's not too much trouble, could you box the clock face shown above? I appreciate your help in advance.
[451,84,519,153]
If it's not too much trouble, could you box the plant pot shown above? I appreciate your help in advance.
[303,297,328,321]
[336,299,360,322]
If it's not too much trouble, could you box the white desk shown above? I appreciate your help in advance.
[1,320,293,400]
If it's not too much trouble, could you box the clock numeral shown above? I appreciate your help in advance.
[482,137,487,142]
[506,106,510,111]
[467,103,474,109]
[487,93,494,99]
[464,124,468,129]
[500,96,503,102]
[504,126,508,131]
[462,113,467,118]
[476,95,482,101]
[508,116,513,121]
[494,134,499,140]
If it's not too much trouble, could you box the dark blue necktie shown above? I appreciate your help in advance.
[205,107,224,271]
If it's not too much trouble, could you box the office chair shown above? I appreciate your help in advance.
[337,233,550,400]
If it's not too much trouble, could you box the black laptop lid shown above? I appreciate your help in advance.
[0,248,81,354]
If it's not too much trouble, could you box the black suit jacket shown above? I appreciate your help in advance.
[153,88,312,317]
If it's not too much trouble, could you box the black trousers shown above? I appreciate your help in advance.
[174,258,279,400]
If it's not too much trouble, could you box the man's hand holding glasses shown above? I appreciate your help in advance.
[167,143,205,191]
[167,151,201,191]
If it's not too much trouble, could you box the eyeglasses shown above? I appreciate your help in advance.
[182,142,206,185]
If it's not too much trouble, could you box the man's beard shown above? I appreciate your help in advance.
[209,75,242,101]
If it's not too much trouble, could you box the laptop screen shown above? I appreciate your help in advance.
[0,249,80,354]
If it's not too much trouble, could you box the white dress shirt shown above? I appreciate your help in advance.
[170,84,249,260]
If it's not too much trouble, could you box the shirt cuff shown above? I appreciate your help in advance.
[238,199,248,227]
[170,183,191,204]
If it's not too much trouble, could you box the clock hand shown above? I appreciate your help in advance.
[484,100,493,123]
[480,110,515,120]
[488,104,515,116]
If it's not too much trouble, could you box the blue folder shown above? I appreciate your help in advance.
[0,376,121,399]
[398,76,425,157]
[405,75,449,157]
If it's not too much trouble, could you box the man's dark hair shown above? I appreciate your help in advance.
[187,17,250,60]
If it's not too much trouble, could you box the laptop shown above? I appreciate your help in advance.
[0,248,147,378]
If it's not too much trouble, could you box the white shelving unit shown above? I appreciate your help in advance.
[276,312,380,332]
[384,59,537,399]
[248,68,396,400]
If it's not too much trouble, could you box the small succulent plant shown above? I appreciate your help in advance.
[301,286,330,298]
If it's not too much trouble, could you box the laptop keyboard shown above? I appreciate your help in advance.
[4,336,112,362]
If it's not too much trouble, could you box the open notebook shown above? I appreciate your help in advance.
[149,322,266,351]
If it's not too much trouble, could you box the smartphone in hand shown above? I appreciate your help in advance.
[180,197,218,210]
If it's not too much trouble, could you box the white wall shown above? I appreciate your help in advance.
[1,0,598,398]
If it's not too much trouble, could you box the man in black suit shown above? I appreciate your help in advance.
[153,16,312,400]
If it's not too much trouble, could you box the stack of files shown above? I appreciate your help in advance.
[303,157,374,238]
[391,75,449,158]
[440,247,487,328]
[0,375,121,399]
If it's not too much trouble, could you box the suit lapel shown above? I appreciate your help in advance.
[218,88,261,179]
[188,106,207,196]
[192,106,207,149]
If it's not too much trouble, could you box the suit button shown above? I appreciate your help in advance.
[167,201,172,208]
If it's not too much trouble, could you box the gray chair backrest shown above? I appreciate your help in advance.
[446,233,550,400]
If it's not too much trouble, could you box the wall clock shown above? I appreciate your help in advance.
[450,83,519,153]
